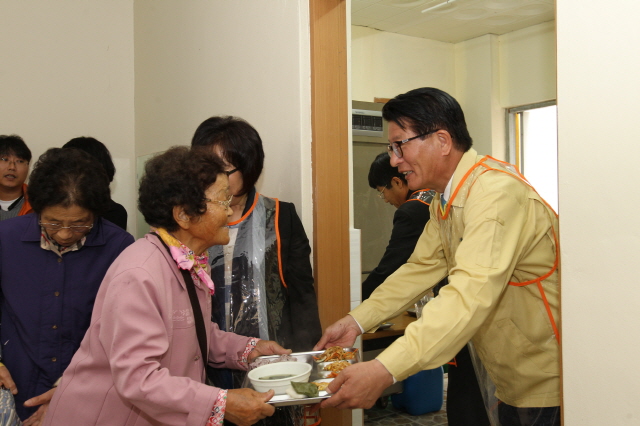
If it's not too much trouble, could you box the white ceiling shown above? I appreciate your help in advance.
[352,0,555,43]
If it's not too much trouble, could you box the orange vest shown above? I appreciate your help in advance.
[440,155,560,343]
[18,183,33,216]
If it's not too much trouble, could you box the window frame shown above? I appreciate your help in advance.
[506,100,557,173]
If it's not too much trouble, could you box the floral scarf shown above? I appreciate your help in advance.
[154,228,215,295]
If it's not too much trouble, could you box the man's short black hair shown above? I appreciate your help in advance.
[382,87,473,152]
[0,135,32,162]
[368,152,406,189]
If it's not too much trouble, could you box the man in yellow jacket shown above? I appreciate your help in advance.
[315,87,560,425]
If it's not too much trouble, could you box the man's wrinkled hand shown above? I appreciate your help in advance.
[320,360,394,410]
[313,315,361,351]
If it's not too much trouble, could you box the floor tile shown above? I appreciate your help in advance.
[364,375,448,426]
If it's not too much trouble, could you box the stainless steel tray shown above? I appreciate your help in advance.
[242,348,360,407]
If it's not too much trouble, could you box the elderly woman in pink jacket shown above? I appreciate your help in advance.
[43,146,290,426]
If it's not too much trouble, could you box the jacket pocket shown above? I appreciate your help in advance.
[496,318,558,375]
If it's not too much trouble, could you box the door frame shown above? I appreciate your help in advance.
[310,1,352,425]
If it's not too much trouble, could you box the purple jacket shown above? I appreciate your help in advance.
[44,234,253,426]
[0,213,134,420]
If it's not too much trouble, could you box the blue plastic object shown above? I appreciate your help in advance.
[391,366,444,416]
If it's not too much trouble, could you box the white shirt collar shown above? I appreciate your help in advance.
[443,176,453,202]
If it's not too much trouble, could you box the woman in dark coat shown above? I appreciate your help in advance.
[192,116,321,426]
[0,148,134,424]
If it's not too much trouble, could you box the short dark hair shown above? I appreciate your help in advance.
[63,137,116,182]
[382,87,473,152]
[27,148,111,215]
[368,152,406,189]
[0,134,32,162]
[191,116,264,195]
[138,146,225,232]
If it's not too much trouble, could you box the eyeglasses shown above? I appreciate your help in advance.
[205,195,233,209]
[377,187,387,199]
[225,168,238,176]
[0,156,28,166]
[39,222,93,233]
[387,130,437,158]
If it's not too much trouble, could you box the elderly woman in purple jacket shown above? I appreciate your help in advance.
[0,148,135,425]
[44,146,290,426]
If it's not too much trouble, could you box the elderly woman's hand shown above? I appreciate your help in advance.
[225,388,276,426]
[247,340,292,364]
[0,364,17,395]
[23,388,56,426]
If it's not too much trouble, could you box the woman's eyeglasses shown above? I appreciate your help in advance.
[225,168,238,176]
[205,195,233,209]
[39,222,93,233]
[387,130,437,158]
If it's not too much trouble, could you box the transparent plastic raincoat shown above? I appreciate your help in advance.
[207,190,321,426]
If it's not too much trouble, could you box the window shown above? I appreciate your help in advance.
[507,101,558,212]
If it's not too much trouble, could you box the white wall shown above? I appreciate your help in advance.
[500,21,556,108]
[351,22,556,159]
[351,26,456,102]
[557,1,640,424]
[454,34,503,157]
[0,1,313,238]
[0,0,136,231]
[455,22,556,157]
[134,0,312,238]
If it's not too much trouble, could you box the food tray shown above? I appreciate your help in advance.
[242,348,360,407]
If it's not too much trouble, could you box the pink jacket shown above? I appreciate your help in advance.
[44,234,252,426]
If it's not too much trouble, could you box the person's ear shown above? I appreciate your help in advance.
[173,206,191,230]
[391,176,404,189]
[435,130,453,156]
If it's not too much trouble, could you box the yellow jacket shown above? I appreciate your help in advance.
[351,149,560,407]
